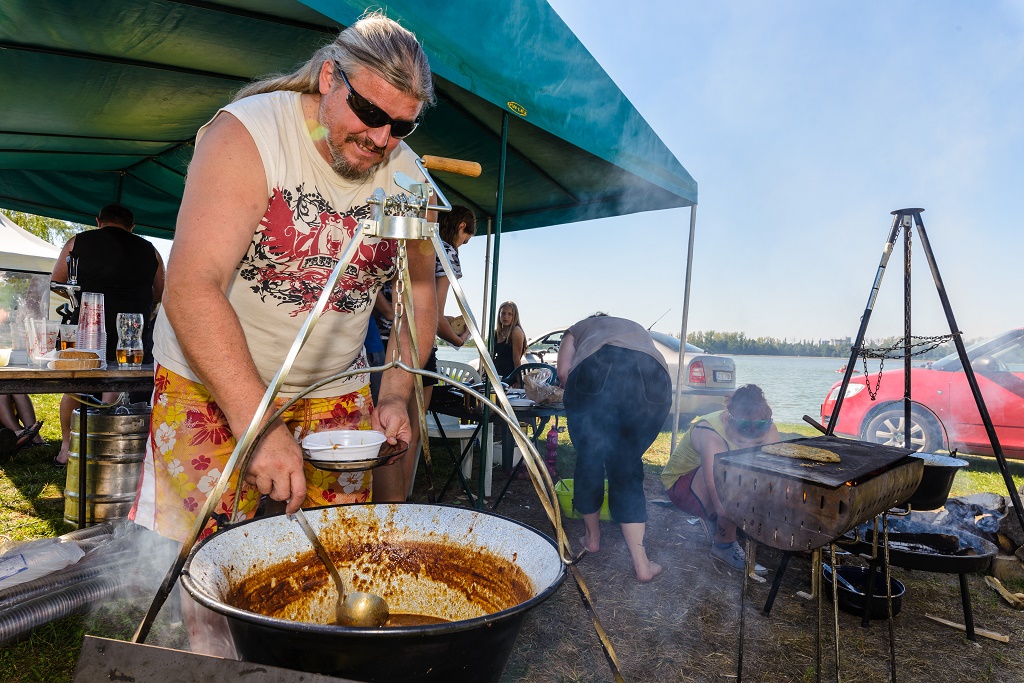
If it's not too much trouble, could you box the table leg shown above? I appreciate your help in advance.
[78,398,88,530]
[502,421,513,471]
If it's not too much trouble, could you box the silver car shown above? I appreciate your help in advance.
[524,328,737,422]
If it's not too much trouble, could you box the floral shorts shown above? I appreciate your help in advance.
[130,364,373,543]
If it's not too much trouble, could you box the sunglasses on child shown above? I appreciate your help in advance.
[335,63,420,139]
[731,417,773,434]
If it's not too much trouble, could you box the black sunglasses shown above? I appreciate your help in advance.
[335,63,420,139]
[732,417,773,434]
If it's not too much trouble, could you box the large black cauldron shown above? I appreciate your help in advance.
[181,503,566,682]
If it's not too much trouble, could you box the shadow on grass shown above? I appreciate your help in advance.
[0,440,71,542]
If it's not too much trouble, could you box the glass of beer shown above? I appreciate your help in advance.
[115,313,144,369]
[59,324,78,351]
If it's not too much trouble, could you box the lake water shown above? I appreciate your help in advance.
[437,347,884,425]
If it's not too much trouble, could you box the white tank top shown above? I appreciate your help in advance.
[153,91,424,397]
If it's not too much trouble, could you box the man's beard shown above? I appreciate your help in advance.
[319,99,387,182]
[325,131,386,182]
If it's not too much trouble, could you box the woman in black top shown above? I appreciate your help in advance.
[492,301,525,379]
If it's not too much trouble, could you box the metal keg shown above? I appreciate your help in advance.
[64,405,150,526]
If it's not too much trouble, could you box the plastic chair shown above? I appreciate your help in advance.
[436,359,480,385]
[426,414,494,497]
[429,358,494,497]
[502,362,558,388]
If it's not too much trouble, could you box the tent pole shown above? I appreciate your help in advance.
[671,205,697,452]
[481,217,493,335]
[479,113,509,509]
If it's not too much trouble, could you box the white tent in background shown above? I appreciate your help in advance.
[0,211,60,274]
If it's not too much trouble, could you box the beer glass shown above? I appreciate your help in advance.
[59,324,78,351]
[115,312,144,369]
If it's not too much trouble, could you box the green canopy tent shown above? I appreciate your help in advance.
[1,3,702,667]
[0,0,701,437]
[0,0,696,236]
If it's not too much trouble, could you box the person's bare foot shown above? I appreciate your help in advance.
[634,560,663,583]
[53,446,70,467]
[580,535,600,553]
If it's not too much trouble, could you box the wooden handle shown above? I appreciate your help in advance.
[421,155,482,177]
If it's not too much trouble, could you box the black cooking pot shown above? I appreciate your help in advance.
[180,503,566,683]
[822,564,905,620]
[905,453,968,510]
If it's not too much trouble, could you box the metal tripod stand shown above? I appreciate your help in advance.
[827,207,1024,537]
[129,155,588,658]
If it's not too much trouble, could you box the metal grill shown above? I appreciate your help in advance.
[714,437,923,551]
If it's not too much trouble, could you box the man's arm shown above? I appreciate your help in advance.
[50,236,75,288]
[434,280,468,346]
[373,239,437,445]
[164,112,306,514]
[151,250,166,303]
[373,290,394,320]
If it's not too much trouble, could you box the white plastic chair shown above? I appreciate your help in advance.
[436,359,480,385]
[428,358,494,496]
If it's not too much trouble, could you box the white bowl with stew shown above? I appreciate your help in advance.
[301,430,387,462]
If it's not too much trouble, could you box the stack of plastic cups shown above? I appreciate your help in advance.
[76,292,106,359]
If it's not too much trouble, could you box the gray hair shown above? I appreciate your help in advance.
[233,11,434,105]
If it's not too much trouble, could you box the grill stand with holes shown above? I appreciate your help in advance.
[715,436,923,683]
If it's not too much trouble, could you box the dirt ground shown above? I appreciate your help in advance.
[459,469,1024,683]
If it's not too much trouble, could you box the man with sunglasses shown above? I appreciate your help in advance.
[133,13,437,576]
[661,384,780,573]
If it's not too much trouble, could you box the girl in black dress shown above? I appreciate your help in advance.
[492,301,525,380]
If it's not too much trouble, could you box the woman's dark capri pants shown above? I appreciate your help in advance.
[564,345,671,523]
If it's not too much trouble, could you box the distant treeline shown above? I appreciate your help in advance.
[685,330,969,360]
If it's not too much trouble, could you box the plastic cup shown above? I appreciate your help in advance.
[76,292,106,355]
[25,318,57,366]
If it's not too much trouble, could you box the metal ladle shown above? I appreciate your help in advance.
[292,508,389,628]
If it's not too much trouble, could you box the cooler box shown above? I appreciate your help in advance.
[555,479,611,521]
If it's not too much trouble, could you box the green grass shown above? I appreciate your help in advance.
[950,454,1024,498]
[0,393,70,546]
[2,404,1022,683]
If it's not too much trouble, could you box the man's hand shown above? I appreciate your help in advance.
[371,394,413,447]
[243,419,306,514]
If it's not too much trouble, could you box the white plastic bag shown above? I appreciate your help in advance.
[0,538,85,589]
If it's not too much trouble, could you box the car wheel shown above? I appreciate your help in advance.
[862,407,943,452]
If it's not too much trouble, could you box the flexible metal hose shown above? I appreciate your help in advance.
[0,575,128,647]
[0,556,136,612]
[56,521,117,543]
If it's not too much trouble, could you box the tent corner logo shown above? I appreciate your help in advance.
[506,101,527,117]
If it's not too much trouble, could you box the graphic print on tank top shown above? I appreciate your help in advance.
[239,185,396,316]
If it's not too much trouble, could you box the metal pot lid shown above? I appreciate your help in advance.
[911,452,969,468]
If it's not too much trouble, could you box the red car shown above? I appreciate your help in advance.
[820,328,1024,458]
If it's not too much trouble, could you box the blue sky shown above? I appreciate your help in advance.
[446,1,1024,344]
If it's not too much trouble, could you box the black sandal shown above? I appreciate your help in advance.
[14,422,43,452]
[52,455,68,469]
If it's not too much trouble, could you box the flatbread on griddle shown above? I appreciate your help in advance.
[761,442,841,463]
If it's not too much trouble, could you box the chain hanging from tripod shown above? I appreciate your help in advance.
[854,333,959,400]
[853,220,959,399]
[388,240,409,366]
